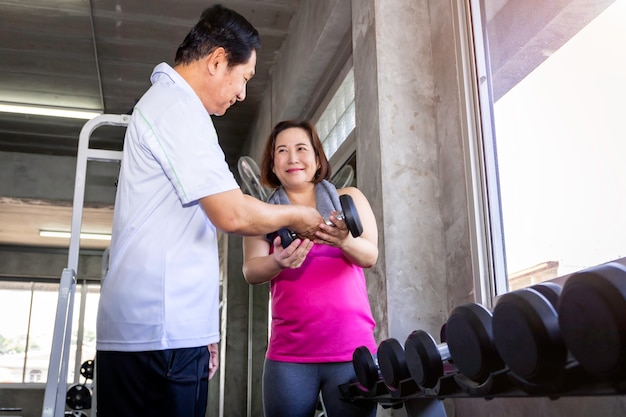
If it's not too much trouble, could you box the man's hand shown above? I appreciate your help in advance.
[290,205,324,240]
[208,343,219,379]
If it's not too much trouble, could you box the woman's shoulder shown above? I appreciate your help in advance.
[337,186,361,197]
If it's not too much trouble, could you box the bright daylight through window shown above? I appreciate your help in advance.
[480,0,626,291]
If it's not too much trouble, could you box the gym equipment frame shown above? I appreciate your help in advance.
[41,114,129,417]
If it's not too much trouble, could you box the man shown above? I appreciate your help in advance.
[95,5,323,417]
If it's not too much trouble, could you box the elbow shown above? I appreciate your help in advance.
[242,264,259,285]
[362,250,379,269]
[362,258,377,269]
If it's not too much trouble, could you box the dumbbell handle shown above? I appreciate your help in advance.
[269,194,363,248]
[324,212,346,226]
[438,343,451,362]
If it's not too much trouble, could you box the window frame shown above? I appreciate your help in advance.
[453,0,510,306]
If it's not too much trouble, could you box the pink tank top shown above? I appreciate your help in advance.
[266,244,377,362]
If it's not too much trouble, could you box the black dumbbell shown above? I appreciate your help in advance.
[404,329,453,389]
[558,262,626,380]
[352,346,382,391]
[376,338,416,392]
[492,282,566,384]
[445,302,505,384]
[269,194,363,248]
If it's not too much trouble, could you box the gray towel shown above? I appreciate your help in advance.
[267,179,340,218]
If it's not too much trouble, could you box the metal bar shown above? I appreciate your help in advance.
[41,268,76,417]
[68,114,129,272]
[42,114,129,417]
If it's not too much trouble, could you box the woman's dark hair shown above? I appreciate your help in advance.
[260,120,331,188]
[175,4,261,66]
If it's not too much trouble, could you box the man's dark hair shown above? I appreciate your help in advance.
[175,4,261,66]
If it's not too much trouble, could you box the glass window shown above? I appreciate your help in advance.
[0,280,99,384]
[473,0,626,291]
[0,285,31,382]
[316,68,356,159]
[26,283,58,382]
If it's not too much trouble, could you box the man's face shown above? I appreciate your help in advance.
[206,49,257,116]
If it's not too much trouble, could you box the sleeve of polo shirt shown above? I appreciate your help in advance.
[141,100,240,205]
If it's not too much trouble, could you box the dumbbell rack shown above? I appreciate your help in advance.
[341,363,626,399]
[341,348,626,417]
[41,114,129,417]
[342,264,626,417]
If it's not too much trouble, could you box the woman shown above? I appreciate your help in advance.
[243,120,379,417]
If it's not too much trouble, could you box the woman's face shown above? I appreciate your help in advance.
[272,127,319,188]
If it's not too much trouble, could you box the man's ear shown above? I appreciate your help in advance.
[206,47,227,75]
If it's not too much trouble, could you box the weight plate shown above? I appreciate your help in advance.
[352,346,380,390]
[339,194,363,238]
[80,359,94,380]
[558,262,626,378]
[493,288,566,383]
[446,303,503,382]
[66,384,92,410]
[405,330,444,388]
[377,338,410,389]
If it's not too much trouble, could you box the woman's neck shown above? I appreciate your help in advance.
[284,183,316,208]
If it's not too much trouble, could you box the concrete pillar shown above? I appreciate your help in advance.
[352,1,470,415]
[352,0,449,350]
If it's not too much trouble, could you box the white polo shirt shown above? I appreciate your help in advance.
[96,63,239,351]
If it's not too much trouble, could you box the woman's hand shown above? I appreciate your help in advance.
[273,235,314,269]
[314,211,350,247]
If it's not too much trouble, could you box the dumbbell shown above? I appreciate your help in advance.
[405,300,508,390]
[492,282,566,384]
[269,194,363,248]
[376,338,416,392]
[352,346,382,391]
[445,302,505,384]
[404,329,453,389]
[558,262,626,380]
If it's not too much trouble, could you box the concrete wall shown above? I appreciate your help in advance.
[0,151,118,205]
[0,386,44,417]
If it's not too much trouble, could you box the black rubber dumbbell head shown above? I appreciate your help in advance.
[445,303,504,382]
[493,287,566,383]
[405,330,450,388]
[339,194,363,237]
[558,262,626,379]
[352,346,381,390]
[377,338,411,389]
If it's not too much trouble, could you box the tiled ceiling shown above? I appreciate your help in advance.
[0,0,301,249]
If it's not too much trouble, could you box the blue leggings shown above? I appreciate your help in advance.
[263,359,377,417]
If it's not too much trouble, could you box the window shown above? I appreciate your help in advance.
[471,0,626,292]
[0,280,99,384]
[315,68,356,160]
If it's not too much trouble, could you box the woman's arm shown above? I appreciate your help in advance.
[314,187,379,268]
[242,234,314,285]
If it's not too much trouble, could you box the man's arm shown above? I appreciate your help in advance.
[200,188,323,238]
